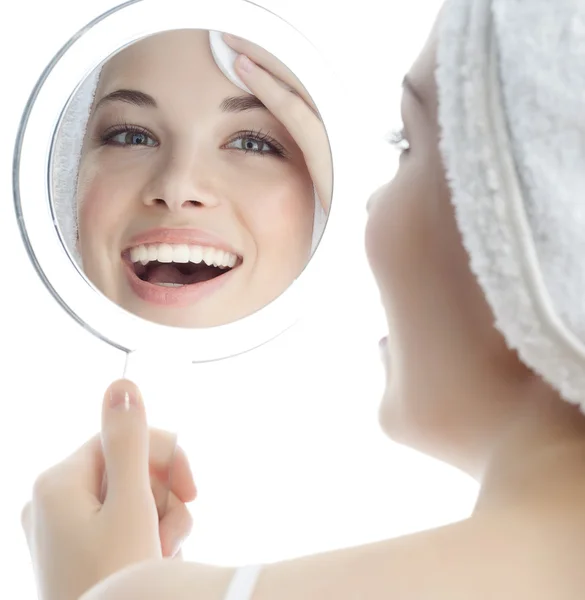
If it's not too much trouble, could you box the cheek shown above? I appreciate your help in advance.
[237,166,315,253]
[366,148,503,380]
[77,161,127,252]
[365,161,433,288]
[365,148,473,346]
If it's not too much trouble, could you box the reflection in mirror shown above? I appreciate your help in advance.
[52,29,331,329]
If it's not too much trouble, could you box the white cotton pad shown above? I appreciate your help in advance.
[209,30,252,94]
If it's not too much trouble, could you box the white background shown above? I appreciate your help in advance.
[0,1,478,597]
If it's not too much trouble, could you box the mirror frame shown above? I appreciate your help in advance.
[13,0,351,362]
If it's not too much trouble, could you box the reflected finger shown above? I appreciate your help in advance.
[234,54,332,210]
[235,54,319,127]
[223,33,317,112]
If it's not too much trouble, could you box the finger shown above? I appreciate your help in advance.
[234,54,332,211]
[100,467,171,519]
[223,33,317,112]
[99,430,195,512]
[149,430,197,503]
[101,379,151,509]
[61,426,196,507]
[147,428,177,490]
[169,441,197,503]
[135,429,175,517]
[234,54,315,127]
[159,492,193,558]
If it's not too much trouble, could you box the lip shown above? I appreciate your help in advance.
[379,336,389,365]
[122,243,241,307]
[366,195,375,213]
[367,187,384,213]
[125,227,242,257]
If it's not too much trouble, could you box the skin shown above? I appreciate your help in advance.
[27,8,585,600]
[22,380,197,600]
[76,29,315,328]
[365,9,585,505]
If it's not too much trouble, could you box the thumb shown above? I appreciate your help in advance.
[101,379,151,508]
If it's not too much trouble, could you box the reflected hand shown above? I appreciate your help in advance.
[21,379,196,600]
[224,33,332,213]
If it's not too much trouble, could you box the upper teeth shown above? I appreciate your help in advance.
[129,244,238,268]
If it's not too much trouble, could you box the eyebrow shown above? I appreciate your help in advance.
[95,89,157,110]
[402,75,425,106]
[94,89,268,114]
[220,95,267,113]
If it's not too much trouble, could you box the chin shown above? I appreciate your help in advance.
[129,305,227,329]
[377,385,404,442]
[377,384,440,459]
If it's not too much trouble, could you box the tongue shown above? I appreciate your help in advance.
[146,263,220,285]
[147,264,189,285]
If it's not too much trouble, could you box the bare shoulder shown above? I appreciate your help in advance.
[81,511,585,600]
[399,506,585,600]
[253,511,585,600]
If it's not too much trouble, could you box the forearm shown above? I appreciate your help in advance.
[79,560,235,600]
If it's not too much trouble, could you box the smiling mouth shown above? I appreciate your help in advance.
[125,243,241,287]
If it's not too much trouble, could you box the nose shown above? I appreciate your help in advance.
[142,153,221,212]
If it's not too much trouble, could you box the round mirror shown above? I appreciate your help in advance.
[14,0,350,366]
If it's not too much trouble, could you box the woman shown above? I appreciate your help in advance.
[23,3,585,599]
[54,29,331,328]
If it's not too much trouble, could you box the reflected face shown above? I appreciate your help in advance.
[76,30,315,328]
[365,16,526,472]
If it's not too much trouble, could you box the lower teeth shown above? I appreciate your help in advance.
[154,282,185,288]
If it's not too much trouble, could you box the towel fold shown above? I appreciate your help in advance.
[437,0,585,409]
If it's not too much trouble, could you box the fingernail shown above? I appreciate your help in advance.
[109,381,139,411]
[223,33,239,43]
[238,54,254,73]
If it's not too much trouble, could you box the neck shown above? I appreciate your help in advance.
[473,378,585,514]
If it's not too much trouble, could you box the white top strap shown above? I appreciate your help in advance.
[223,565,263,600]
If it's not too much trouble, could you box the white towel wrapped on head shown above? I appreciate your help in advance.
[52,68,100,266]
[437,0,585,409]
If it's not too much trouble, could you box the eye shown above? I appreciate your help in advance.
[224,130,287,158]
[227,136,269,153]
[101,125,158,148]
[385,128,410,154]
